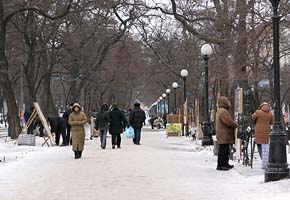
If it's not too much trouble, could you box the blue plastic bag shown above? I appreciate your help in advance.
[125,127,135,138]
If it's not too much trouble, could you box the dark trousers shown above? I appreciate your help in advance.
[39,125,44,137]
[111,134,121,147]
[164,122,167,129]
[133,128,141,144]
[66,125,71,145]
[257,144,262,159]
[55,125,67,145]
[100,130,107,148]
[217,144,230,167]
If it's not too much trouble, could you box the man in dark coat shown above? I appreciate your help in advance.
[129,102,146,145]
[109,104,127,149]
[48,116,67,146]
[215,97,237,171]
[149,115,157,129]
[162,113,167,129]
[63,103,73,145]
[95,104,110,149]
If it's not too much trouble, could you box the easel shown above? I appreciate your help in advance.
[16,102,55,147]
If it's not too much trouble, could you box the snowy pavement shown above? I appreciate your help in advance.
[1,127,290,200]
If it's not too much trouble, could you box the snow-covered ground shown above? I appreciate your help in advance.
[1,127,290,200]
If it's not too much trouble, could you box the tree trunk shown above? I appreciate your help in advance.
[0,0,21,139]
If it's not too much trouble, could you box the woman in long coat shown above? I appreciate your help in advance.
[215,97,237,171]
[252,102,274,160]
[68,103,87,159]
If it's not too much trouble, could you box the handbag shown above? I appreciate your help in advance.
[125,126,135,138]
[18,133,36,146]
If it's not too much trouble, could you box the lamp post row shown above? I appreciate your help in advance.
[153,44,213,138]
[151,1,289,182]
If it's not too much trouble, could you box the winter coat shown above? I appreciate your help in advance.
[63,109,72,127]
[252,104,274,144]
[48,116,66,134]
[215,97,237,144]
[109,108,127,134]
[96,111,110,131]
[129,108,146,129]
[68,111,87,151]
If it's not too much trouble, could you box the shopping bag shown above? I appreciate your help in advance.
[125,127,135,138]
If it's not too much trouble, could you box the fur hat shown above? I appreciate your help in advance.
[259,102,269,109]
[72,103,81,110]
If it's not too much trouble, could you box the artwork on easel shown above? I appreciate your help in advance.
[16,102,55,147]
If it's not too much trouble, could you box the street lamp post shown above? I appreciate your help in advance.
[201,44,214,146]
[156,99,160,117]
[265,0,289,182]
[162,93,167,114]
[181,69,189,136]
[166,89,171,113]
[159,96,163,117]
[172,82,178,114]
[157,100,160,117]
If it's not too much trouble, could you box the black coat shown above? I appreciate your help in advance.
[48,116,66,134]
[63,109,72,128]
[109,108,127,134]
[63,109,72,123]
[95,111,110,131]
[129,108,146,129]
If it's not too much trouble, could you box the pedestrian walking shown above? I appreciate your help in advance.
[95,104,110,149]
[63,103,74,145]
[162,113,167,129]
[48,116,67,146]
[109,104,127,149]
[90,109,98,140]
[126,108,132,121]
[215,97,237,171]
[68,103,87,159]
[149,115,157,129]
[129,102,146,145]
[252,102,274,169]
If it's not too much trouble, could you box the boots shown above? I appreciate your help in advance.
[74,151,81,159]
[74,151,78,159]
[74,150,83,159]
